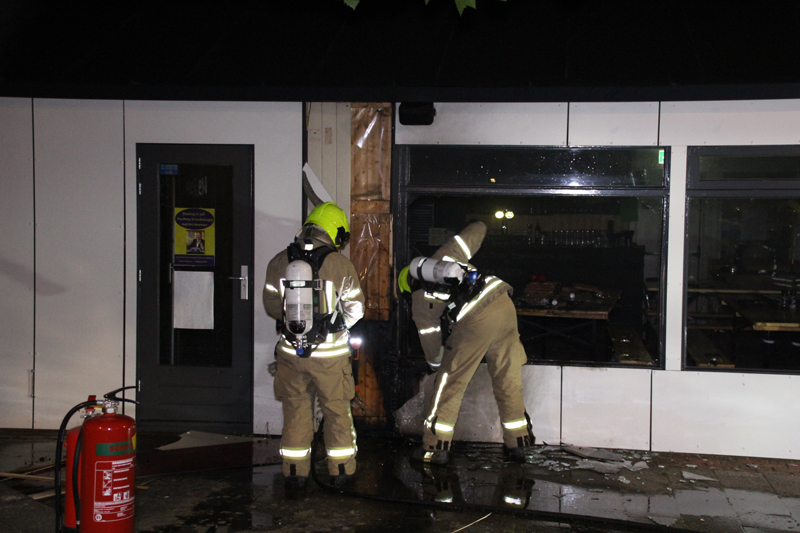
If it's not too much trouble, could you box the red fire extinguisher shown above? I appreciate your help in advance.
[56,387,137,533]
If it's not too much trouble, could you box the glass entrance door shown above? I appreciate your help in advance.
[137,144,254,434]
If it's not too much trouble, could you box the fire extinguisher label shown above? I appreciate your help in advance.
[96,440,135,456]
[93,457,135,522]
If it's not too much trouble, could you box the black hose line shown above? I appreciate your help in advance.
[71,428,83,529]
[309,423,695,533]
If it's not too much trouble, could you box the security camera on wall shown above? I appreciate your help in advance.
[399,103,436,126]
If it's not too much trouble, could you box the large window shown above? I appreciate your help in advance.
[397,146,669,368]
[685,146,800,372]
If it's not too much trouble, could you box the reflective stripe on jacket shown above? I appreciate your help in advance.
[263,226,365,357]
[411,221,513,367]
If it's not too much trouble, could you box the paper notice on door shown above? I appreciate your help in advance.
[173,271,214,329]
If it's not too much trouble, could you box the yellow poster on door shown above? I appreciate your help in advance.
[174,208,216,267]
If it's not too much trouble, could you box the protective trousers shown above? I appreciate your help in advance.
[274,351,357,477]
[422,295,532,451]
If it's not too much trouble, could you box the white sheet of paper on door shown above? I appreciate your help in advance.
[173,270,214,329]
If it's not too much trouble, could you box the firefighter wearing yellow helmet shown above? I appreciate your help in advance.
[263,202,365,489]
[399,221,534,464]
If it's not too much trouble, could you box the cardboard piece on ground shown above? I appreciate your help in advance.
[682,471,718,482]
[156,431,260,451]
[563,445,626,462]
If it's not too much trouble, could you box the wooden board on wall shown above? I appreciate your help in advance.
[350,103,392,424]
[350,211,391,321]
[350,103,392,321]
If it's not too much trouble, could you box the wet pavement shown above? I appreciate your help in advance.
[2,429,800,532]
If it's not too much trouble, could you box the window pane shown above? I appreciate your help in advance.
[159,163,234,367]
[685,198,800,371]
[699,155,800,181]
[407,194,664,366]
[407,147,666,188]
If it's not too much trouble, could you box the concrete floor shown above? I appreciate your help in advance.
[2,429,800,533]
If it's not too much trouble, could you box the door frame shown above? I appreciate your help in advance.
[136,143,255,434]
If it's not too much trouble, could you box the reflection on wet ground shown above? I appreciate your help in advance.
[341,440,800,532]
[3,431,800,532]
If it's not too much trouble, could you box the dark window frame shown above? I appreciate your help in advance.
[684,145,800,374]
[403,145,670,190]
[688,145,800,191]
[393,144,671,370]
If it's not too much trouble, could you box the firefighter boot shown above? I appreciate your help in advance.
[284,475,307,491]
[411,445,450,465]
[506,446,536,463]
[331,473,355,487]
[506,433,536,463]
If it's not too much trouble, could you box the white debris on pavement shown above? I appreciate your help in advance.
[682,471,718,482]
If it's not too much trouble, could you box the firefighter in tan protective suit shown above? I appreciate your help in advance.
[399,221,535,464]
[263,202,365,489]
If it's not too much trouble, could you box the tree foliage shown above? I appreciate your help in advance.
[344,0,501,16]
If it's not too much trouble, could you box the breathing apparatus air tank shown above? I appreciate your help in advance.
[284,260,315,344]
[409,256,465,286]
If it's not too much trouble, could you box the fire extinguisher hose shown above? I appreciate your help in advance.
[70,428,83,530]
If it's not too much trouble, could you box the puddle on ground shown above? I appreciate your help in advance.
[355,440,800,531]
[6,434,800,532]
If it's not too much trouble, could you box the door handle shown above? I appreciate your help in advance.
[229,266,249,300]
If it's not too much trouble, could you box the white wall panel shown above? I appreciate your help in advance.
[33,99,125,428]
[523,365,561,445]
[124,100,302,434]
[449,364,559,444]
[562,367,651,450]
[395,364,560,445]
[652,371,800,459]
[660,99,800,146]
[664,148,687,371]
[306,102,352,218]
[568,102,659,146]
[395,103,567,146]
[335,102,351,221]
[0,98,34,428]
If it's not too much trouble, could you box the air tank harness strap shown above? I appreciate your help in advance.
[439,274,486,346]
[284,240,340,358]
[286,240,336,276]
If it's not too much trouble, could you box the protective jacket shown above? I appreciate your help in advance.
[263,224,365,478]
[409,221,534,452]
[411,221,512,369]
[264,226,365,358]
